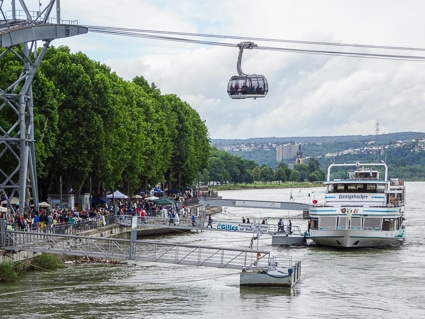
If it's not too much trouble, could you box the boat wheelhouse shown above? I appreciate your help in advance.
[306,162,405,248]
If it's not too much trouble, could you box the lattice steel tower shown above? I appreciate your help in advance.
[0,0,87,214]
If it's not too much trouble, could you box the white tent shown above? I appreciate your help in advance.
[1,197,19,205]
[106,190,129,199]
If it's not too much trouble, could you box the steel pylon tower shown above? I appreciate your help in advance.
[0,0,87,214]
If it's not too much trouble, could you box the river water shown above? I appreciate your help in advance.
[1,182,424,319]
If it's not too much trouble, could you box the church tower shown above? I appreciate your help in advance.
[295,144,304,164]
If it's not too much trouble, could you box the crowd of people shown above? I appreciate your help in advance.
[0,191,203,233]
[1,206,112,233]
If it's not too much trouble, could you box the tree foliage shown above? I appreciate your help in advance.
[1,46,210,199]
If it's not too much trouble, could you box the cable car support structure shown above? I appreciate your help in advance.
[0,0,87,214]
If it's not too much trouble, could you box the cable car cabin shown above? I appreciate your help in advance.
[227,75,268,99]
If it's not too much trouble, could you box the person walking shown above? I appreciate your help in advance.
[278,218,285,233]
[207,214,213,228]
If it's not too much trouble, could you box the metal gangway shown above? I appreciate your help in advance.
[200,198,310,211]
[1,230,293,271]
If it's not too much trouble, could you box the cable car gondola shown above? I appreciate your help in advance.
[227,42,268,99]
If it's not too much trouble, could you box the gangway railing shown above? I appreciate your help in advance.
[1,231,293,271]
[117,215,305,236]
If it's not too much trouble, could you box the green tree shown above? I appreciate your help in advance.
[289,170,300,182]
[260,165,274,182]
[274,167,287,182]
[252,166,260,181]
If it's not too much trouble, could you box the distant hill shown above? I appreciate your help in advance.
[212,132,425,146]
[211,132,425,180]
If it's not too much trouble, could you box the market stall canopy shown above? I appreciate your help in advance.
[153,187,163,194]
[39,201,50,208]
[146,196,159,201]
[153,197,175,205]
[91,197,109,206]
[166,189,180,194]
[1,197,19,205]
[106,190,128,199]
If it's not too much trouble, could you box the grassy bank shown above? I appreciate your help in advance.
[213,181,321,191]
[0,253,64,282]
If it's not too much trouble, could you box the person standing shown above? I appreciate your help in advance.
[168,211,175,226]
[141,209,146,224]
[174,211,180,226]
[191,214,196,227]
[279,219,285,232]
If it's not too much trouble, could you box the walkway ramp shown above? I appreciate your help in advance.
[2,231,291,271]
[200,198,309,211]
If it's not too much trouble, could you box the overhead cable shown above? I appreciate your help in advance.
[85,25,425,61]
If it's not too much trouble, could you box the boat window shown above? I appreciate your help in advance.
[364,218,381,230]
[310,218,318,230]
[366,184,376,192]
[376,184,386,193]
[382,218,395,231]
[347,184,358,192]
[351,217,362,228]
[320,217,337,229]
[338,217,348,229]
[390,193,404,205]
[332,184,345,193]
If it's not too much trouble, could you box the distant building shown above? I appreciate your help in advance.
[276,144,301,162]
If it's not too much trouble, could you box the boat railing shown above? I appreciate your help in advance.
[269,224,304,236]
[317,226,382,231]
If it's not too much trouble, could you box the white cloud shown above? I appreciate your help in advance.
[8,0,425,139]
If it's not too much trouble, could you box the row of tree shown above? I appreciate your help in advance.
[1,46,210,200]
[202,147,325,185]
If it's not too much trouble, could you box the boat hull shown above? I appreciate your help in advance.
[307,229,405,248]
[271,234,306,246]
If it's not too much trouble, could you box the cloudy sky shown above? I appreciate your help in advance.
[11,1,425,139]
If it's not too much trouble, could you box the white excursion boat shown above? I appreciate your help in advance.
[306,162,405,248]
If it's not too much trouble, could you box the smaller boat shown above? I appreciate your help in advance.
[271,225,307,246]
[240,256,301,287]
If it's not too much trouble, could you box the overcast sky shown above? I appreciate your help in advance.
[12,1,425,139]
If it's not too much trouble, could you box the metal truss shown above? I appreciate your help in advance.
[0,1,87,214]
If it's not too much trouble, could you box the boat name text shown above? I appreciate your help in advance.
[338,194,369,200]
